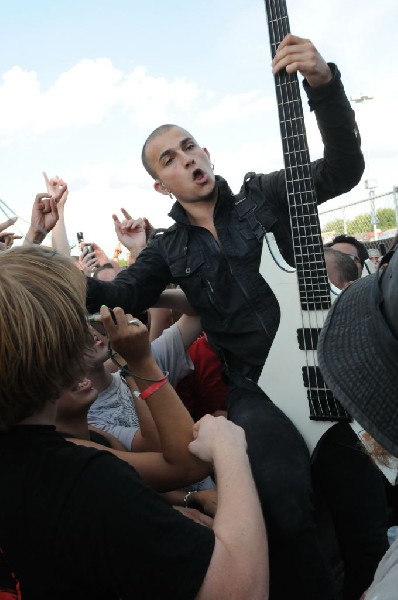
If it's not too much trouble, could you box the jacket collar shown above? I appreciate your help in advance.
[168,175,234,224]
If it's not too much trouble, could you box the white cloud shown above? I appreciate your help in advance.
[0,60,201,136]
[119,67,200,126]
[198,90,274,125]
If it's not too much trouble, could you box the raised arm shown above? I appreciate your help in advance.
[98,306,210,491]
[23,184,67,246]
[272,34,364,201]
[44,173,71,256]
[86,240,172,315]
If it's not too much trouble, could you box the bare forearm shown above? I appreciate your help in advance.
[153,288,197,315]
[148,307,174,342]
[197,447,268,600]
[51,210,70,256]
[23,226,46,246]
[127,355,209,477]
[127,382,161,452]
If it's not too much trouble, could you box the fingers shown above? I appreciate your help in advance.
[0,216,17,233]
[34,193,53,215]
[43,171,50,187]
[54,184,67,203]
[49,197,59,219]
[85,257,100,269]
[0,232,22,242]
[272,34,331,86]
[35,193,52,202]
[121,218,144,233]
[99,306,147,340]
[121,207,132,220]
[112,214,121,224]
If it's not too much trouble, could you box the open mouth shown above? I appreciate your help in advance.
[193,168,206,182]
[92,334,104,347]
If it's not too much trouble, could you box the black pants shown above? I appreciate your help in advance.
[312,423,389,600]
[226,366,338,600]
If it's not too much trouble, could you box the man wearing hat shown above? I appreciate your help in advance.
[318,245,398,599]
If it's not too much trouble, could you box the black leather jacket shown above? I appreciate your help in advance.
[87,65,364,367]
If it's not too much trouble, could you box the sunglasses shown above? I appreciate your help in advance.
[346,253,361,265]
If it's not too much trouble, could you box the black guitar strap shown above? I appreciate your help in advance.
[233,172,277,242]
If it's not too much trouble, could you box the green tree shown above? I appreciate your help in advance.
[376,208,397,229]
[322,218,345,236]
[347,213,371,235]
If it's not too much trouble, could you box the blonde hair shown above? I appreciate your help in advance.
[0,246,89,429]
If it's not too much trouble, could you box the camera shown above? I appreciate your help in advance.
[87,309,117,336]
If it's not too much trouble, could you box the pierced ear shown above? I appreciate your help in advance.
[154,180,170,196]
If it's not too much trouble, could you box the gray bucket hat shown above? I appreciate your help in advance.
[318,246,398,456]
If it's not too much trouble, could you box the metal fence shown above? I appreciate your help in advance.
[319,187,398,250]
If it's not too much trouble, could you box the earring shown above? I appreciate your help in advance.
[169,192,173,199]
[211,163,214,170]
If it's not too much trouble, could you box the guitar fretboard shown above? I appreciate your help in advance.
[265,0,329,310]
[263,0,350,424]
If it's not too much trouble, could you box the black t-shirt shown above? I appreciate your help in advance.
[0,425,214,599]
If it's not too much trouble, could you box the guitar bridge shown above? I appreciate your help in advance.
[302,366,351,422]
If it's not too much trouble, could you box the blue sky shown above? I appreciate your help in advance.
[1,0,397,255]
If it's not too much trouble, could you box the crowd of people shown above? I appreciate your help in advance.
[0,33,397,600]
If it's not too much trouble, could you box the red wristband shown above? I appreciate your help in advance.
[140,377,169,401]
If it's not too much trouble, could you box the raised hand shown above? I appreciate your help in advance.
[80,242,110,266]
[0,216,22,249]
[43,172,68,210]
[78,249,100,276]
[100,306,152,367]
[272,34,332,88]
[112,208,147,253]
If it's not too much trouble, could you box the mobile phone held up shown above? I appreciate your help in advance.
[87,309,117,337]
[82,244,95,256]
[77,232,94,256]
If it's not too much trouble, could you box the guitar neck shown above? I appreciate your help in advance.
[264,0,330,311]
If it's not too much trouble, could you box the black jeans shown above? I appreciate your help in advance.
[312,423,389,600]
[225,366,338,600]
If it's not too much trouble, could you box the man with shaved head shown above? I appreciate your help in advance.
[87,35,364,599]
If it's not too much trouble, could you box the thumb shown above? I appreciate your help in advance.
[188,438,198,455]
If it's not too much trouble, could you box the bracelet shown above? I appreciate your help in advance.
[140,377,169,400]
[183,490,198,508]
[109,346,169,382]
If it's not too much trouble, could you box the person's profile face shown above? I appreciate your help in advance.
[331,242,362,277]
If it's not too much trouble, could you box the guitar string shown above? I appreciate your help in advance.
[269,0,315,420]
[270,0,319,418]
[277,0,342,418]
[269,0,337,419]
[277,4,335,418]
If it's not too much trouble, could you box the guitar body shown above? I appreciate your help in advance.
[258,235,345,454]
[257,0,351,454]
